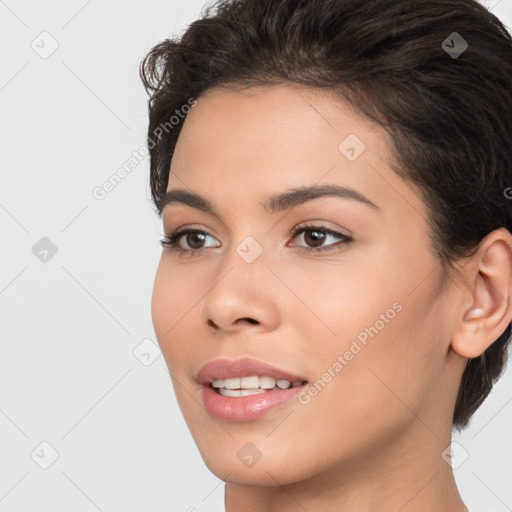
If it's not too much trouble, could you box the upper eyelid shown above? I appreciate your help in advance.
[166,225,221,241]
[166,223,345,237]
[164,218,351,235]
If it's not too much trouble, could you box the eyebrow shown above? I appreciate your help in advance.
[159,183,380,217]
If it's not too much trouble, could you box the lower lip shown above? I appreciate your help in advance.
[202,384,307,422]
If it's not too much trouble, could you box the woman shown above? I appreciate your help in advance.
[141,0,512,510]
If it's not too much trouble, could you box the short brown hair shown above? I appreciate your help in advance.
[140,0,512,430]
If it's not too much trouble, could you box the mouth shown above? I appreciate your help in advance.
[209,376,307,397]
[197,358,309,422]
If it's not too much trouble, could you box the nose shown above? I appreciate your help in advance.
[200,255,280,335]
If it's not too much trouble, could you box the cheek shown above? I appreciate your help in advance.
[286,251,444,413]
[151,260,174,344]
[278,256,396,350]
[332,280,446,425]
[151,259,200,368]
[292,300,441,469]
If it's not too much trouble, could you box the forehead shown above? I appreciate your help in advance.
[167,83,428,224]
[173,83,391,164]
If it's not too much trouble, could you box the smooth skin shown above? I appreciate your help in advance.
[151,83,512,512]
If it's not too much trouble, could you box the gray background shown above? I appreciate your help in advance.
[1,0,511,510]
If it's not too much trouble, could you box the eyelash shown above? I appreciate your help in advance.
[159,224,353,256]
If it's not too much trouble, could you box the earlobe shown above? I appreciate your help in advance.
[451,230,512,360]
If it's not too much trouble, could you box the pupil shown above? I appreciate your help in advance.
[188,232,205,249]
[305,230,325,247]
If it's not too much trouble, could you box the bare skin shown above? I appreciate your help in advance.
[151,83,512,512]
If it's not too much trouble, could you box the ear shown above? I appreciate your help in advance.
[451,228,512,359]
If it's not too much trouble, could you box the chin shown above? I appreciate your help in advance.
[204,457,304,487]
[193,435,318,487]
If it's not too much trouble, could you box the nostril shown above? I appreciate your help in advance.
[238,318,258,324]
[207,318,259,328]
[239,318,259,325]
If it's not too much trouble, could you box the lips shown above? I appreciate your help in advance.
[196,357,309,422]
[196,357,308,384]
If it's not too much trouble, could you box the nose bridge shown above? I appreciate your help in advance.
[233,232,266,266]
[213,230,269,296]
[217,206,269,270]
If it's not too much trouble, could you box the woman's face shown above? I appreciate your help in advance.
[151,84,465,486]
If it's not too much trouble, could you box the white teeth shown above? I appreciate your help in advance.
[211,375,306,392]
[259,376,276,389]
[218,389,242,397]
[240,388,266,396]
[240,376,260,389]
[276,379,291,389]
[224,378,241,389]
[218,388,267,397]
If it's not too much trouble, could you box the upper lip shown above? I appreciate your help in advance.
[196,357,308,385]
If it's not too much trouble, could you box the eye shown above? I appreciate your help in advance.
[160,228,220,255]
[289,224,353,252]
[160,224,353,256]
